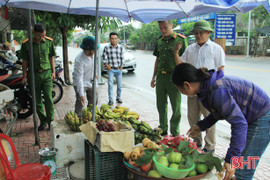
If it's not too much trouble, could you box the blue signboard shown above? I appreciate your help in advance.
[178,13,216,24]
[215,14,236,45]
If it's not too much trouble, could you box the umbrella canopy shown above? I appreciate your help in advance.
[189,0,270,17]
[1,0,269,24]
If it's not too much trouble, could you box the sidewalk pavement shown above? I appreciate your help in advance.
[1,76,270,180]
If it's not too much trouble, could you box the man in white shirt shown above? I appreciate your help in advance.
[72,36,99,118]
[174,20,225,154]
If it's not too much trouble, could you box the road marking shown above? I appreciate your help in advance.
[227,66,270,72]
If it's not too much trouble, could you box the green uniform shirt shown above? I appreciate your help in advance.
[20,36,56,71]
[153,32,188,72]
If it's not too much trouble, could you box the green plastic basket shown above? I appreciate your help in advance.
[153,155,195,179]
[84,140,127,180]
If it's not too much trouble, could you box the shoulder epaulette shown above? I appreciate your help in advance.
[22,38,29,43]
[45,36,53,41]
[177,33,186,39]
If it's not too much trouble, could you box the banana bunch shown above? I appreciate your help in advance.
[82,108,92,124]
[123,116,162,144]
[126,117,141,130]
[64,111,82,132]
[113,106,129,114]
[103,110,121,119]
[120,119,133,128]
[91,104,123,120]
[88,104,102,120]
[121,110,139,120]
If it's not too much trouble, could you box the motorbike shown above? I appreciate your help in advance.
[0,52,64,102]
[54,57,67,86]
[0,50,21,75]
[0,73,63,119]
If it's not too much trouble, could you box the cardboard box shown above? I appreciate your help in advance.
[80,121,134,153]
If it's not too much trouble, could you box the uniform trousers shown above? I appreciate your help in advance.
[29,69,54,125]
[156,73,181,136]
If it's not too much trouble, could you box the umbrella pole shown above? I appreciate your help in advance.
[92,0,100,122]
[27,9,40,146]
[98,30,104,85]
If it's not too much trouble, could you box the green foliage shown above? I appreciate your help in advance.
[172,19,179,28]
[72,32,90,46]
[12,30,27,44]
[129,33,141,45]
[240,5,270,32]
[136,148,158,165]
[34,11,120,44]
[181,22,195,36]
[118,24,135,42]
[141,22,160,46]
[128,19,188,49]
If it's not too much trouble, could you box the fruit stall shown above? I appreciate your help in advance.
[62,104,223,179]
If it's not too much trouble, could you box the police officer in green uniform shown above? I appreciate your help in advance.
[151,20,188,136]
[20,23,56,131]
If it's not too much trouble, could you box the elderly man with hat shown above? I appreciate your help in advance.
[174,20,225,154]
[73,36,99,118]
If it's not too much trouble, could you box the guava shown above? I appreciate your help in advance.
[169,163,179,169]
[168,152,182,163]
[196,163,208,174]
[148,170,162,178]
[188,170,197,177]
[158,156,169,167]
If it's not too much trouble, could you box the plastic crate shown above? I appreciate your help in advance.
[84,139,128,180]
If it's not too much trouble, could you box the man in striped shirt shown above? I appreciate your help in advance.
[102,32,124,106]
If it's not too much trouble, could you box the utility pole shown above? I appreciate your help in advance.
[246,11,251,58]
[123,25,126,45]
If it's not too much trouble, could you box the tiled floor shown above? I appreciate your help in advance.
[1,76,270,180]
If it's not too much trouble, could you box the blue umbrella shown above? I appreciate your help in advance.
[1,0,269,24]
[189,0,270,16]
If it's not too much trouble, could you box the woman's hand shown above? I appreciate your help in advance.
[187,125,201,138]
[223,162,235,180]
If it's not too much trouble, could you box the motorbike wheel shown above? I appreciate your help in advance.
[52,81,63,104]
[17,95,33,119]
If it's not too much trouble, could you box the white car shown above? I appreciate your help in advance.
[98,43,136,73]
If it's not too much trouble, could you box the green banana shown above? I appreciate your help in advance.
[141,121,152,130]
[128,117,141,125]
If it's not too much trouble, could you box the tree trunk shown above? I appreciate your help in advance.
[60,27,71,84]
[253,33,259,57]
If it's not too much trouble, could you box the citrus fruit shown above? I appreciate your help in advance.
[196,163,208,174]
[158,155,169,167]
[148,170,162,178]
[168,152,182,163]
[188,170,197,177]
[169,163,179,169]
